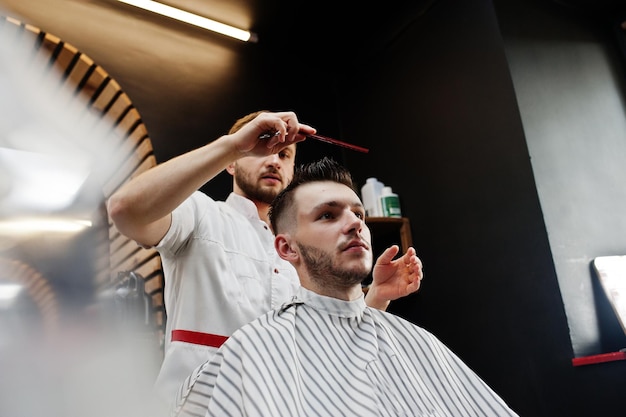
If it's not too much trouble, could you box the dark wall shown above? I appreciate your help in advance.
[494,0,626,359]
[325,0,626,416]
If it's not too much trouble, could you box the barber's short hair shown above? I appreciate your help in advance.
[228,110,269,134]
[269,157,355,233]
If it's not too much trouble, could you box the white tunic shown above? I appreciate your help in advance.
[173,287,519,417]
[153,191,299,409]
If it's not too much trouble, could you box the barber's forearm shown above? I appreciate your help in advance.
[107,135,238,236]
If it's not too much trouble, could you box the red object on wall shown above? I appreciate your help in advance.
[572,351,626,366]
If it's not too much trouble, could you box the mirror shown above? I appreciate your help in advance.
[0,14,165,416]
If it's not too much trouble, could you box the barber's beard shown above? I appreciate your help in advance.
[299,243,369,288]
[234,169,281,205]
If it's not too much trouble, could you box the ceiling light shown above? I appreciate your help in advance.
[117,0,258,42]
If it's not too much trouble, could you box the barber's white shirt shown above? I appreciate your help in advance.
[153,191,299,409]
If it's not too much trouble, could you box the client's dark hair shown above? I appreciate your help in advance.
[269,157,355,233]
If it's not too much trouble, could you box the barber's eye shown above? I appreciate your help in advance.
[355,212,364,219]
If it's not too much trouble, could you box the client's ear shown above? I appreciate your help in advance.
[226,164,236,175]
[274,234,298,262]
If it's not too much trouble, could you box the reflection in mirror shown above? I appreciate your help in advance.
[0,258,59,342]
[0,13,164,417]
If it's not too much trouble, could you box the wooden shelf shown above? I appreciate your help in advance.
[366,217,413,253]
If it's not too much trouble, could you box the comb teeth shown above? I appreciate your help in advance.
[257,131,280,140]
[257,130,369,153]
[305,133,369,153]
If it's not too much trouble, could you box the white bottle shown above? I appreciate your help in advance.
[380,186,402,218]
[361,177,384,217]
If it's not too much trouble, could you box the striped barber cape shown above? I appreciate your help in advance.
[172,287,519,417]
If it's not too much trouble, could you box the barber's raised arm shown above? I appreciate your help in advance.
[106,111,315,247]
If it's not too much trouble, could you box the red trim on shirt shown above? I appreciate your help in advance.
[171,329,229,348]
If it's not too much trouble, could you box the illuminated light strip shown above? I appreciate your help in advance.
[117,0,257,42]
[0,283,22,302]
[0,218,92,234]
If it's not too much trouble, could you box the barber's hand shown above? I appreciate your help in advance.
[365,245,423,310]
[231,111,316,156]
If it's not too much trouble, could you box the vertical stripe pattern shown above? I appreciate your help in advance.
[172,288,519,417]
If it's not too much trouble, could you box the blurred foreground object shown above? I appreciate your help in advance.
[0,11,165,417]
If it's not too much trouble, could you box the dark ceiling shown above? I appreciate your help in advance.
[0,0,623,215]
[0,0,623,167]
[0,0,444,165]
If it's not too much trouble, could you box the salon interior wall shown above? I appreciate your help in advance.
[331,0,626,416]
[495,0,626,357]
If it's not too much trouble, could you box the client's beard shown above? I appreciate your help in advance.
[299,243,369,288]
